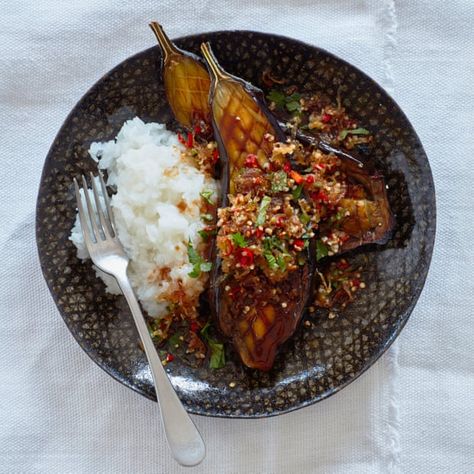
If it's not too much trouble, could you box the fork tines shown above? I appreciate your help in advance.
[73,172,115,244]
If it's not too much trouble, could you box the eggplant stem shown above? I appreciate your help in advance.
[285,124,365,169]
[200,42,229,83]
[149,21,178,63]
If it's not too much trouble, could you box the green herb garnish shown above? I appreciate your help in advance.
[200,189,214,205]
[167,333,181,350]
[263,236,286,253]
[267,89,286,108]
[263,236,289,272]
[200,321,225,369]
[256,196,272,226]
[198,229,217,240]
[338,127,370,141]
[276,254,287,271]
[187,267,201,278]
[231,232,248,248]
[187,240,212,278]
[264,251,279,270]
[300,212,311,225]
[187,241,201,264]
[208,339,225,369]
[316,239,329,261]
[292,184,303,200]
[285,93,302,113]
[266,90,302,114]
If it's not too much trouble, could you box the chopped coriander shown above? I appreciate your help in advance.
[256,196,271,226]
[316,239,329,261]
[263,238,289,271]
[207,339,225,369]
[231,232,248,248]
[188,266,201,278]
[266,89,286,108]
[167,333,181,349]
[285,93,302,113]
[339,130,349,140]
[263,236,286,253]
[201,213,214,222]
[266,90,301,114]
[292,184,303,200]
[198,229,217,240]
[287,92,301,102]
[200,321,226,369]
[187,240,212,278]
[264,251,279,270]
[276,254,287,271]
[300,212,311,225]
[200,189,214,204]
[187,240,201,265]
[286,101,301,112]
[351,127,370,135]
[200,321,211,337]
[338,127,370,140]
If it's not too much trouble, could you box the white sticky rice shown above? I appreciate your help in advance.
[69,117,216,318]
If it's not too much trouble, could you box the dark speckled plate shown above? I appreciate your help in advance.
[36,31,435,418]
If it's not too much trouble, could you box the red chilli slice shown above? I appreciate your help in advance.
[237,248,254,266]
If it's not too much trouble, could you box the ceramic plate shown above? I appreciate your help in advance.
[36,31,435,417]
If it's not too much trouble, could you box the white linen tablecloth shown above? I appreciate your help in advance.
[0,1,473,472]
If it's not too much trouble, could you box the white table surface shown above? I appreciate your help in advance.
[1,1,473,472]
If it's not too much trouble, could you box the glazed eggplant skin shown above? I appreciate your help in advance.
[200,43,286,196]
[201,42,314,371]
[211,238,313,371]
[149,22,210,128]
[218,266,310,371]
[295,129,394,251]
[335,157,394,251]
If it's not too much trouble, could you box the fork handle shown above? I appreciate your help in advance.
[115,274,206,467]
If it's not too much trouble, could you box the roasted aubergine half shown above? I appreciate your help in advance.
[201,42,315,371]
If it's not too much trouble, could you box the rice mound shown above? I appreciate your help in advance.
[69,117,216,317]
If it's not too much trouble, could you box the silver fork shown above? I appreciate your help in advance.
[74,172,206,467]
